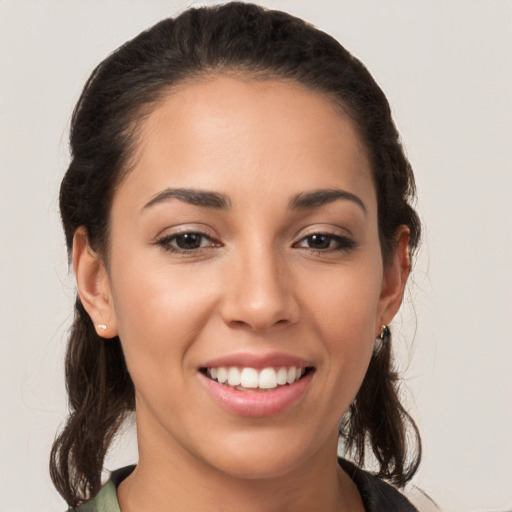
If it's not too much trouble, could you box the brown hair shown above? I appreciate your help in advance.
[51,2,421,506]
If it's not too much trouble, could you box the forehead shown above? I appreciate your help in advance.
[117,76,375,212]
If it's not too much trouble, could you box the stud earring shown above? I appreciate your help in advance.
[97,324,107,331]
[373,325,391,355]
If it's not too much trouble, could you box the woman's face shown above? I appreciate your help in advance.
[82,76,408,479]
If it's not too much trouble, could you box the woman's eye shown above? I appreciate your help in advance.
[295,233,355,252]
[156,232,217,253]
[174,233,206,250]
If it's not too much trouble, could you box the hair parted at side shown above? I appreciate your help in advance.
[52,2,422,506]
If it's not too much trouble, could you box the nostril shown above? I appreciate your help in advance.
[229,319,252,329]
[226,316,291,331]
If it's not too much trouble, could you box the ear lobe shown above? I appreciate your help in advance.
[377,225,411,330]
[72,227,118,339]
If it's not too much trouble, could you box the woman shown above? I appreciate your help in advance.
[51,3,424,511]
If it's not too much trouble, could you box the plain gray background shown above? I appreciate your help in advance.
[1,1,511,510]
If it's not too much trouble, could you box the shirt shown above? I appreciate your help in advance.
[71,459,419,512]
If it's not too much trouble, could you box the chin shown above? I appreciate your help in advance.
[195,426,332,481]
[208,450,305,481]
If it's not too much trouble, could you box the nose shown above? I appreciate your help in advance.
[220,246,300,331]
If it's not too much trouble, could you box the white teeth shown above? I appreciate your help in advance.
[217,367,227,384]
[227,367,241,386]
[207,365,306,389]
[258,368,277,389]
[286,367,297,384]
[276,367,288,385]
[240,367,259,388]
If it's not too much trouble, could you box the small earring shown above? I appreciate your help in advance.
[97,324,107,331]
[373,325,390,355]
[380,325,391,342]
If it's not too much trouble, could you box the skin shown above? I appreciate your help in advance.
[74,76,410,512]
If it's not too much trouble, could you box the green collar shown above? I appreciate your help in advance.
[75,466,135,512]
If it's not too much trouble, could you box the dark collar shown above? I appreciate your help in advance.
[338,458,418,512]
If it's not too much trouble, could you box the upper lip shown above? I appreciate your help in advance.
[200,352,313,369]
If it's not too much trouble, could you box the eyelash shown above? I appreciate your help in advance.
[155,231,356,255]
[293,233,357,254]
[155,232,219,254]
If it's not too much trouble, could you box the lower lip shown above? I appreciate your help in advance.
[199,371,313,418]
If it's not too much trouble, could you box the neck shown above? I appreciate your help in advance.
[117,427,363,512]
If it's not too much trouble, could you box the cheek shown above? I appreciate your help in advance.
[108,255,220,380]
[303,258,382,337]
[301,259,382,387]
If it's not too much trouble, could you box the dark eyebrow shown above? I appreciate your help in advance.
[289,188,367,215]
[142,188,231,211]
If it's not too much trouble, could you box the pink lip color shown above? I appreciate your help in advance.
[201,352,312,370]
[198,371,313,418]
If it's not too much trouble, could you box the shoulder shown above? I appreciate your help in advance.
[67,466,135,512]
[338,458,419,512]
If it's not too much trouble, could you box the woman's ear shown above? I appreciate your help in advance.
[72,227,118,339]
[376,225,411,331]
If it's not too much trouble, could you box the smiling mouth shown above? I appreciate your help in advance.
[200,366,315,391]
